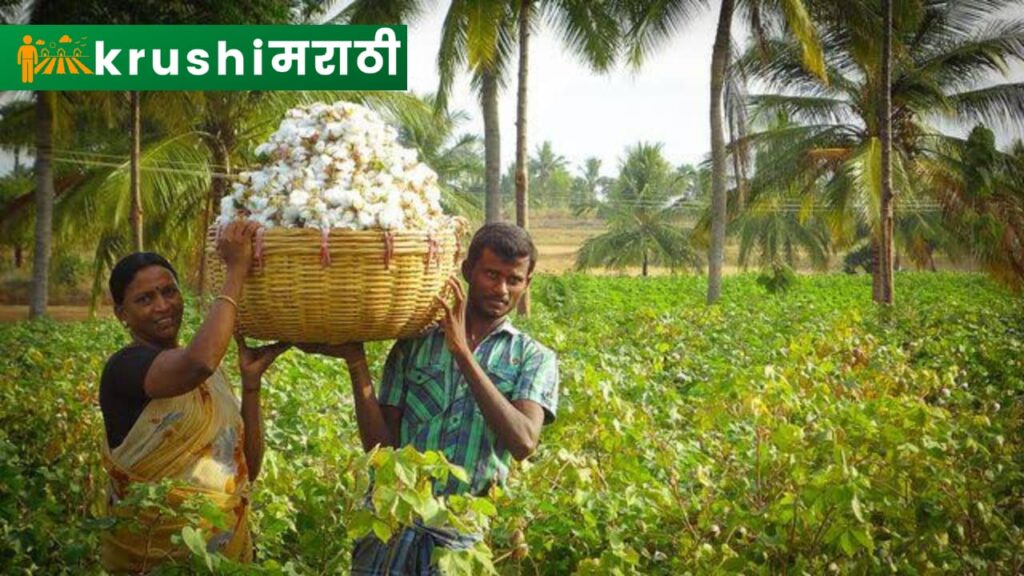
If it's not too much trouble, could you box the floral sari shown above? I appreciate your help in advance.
[100,369,251,572]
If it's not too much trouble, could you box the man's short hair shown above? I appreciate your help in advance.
[465,223,538,274]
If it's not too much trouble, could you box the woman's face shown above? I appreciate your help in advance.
[116,266,184,349]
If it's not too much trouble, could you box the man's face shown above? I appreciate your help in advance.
[115,266,184,348]
[463,248,532,320]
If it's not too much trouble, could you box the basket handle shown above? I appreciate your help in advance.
[383,231,395,270]
[319,228,332,267]
[254,226,266,268]
[425,236,440,272]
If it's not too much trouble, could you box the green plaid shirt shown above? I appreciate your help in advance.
[378,319,559,496]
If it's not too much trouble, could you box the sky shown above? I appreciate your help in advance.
[0,4,1020,178]
[403,7,722,178]
[399,4,1024,180]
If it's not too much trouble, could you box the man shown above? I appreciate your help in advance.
[304,223,559,574]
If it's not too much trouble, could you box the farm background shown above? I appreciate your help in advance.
[3,274,1023,574]
[2,0,1024,573]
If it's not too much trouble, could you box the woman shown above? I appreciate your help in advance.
[99,221,288,572]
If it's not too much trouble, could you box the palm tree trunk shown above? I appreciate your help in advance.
[707,0,735,305]
[11,151,21,268]
[728,106,746,212]
[130,90,143,251]
[199,136,232,299]
[515,0,532,317]
[482,71,501,224]
[643,250,649,277]
[30,92,54,319]
[878,0,895,304]
[872,235,882,299]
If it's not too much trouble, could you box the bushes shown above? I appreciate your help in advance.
[0,274,1021,573]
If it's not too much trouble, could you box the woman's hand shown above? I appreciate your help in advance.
[236,333,291,390]
[218,220,260,278]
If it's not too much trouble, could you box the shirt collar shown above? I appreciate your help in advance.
[493,317,520,336]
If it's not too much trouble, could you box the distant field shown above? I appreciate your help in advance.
[0,210,984,323]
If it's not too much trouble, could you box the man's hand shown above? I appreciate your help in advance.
[434,276,470,357]
[298,341,367,367]
[236,333,290,388]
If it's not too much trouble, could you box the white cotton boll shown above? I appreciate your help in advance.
[326,122,344,139]
[348,193,365,211]
[325,144,345,160]
[351,209,373,229]
[374,173,394,189]
[424,186,441,206]
[289,190,310,207]
[282,205,301,226]
[336,159,356,175]
[241,102,451,232]
[247,196,269,211]
[377,205,405,231]
[332,173,353,191]
[363,187,385,204]
[337,210,357,230]
[250,172,270,192]
[398,148,418,166]
[324,187,346,208]
[259,205,278,222]
[220,195,236,216]
[351,173,369,190]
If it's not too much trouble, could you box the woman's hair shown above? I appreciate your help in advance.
[109,252,178,306]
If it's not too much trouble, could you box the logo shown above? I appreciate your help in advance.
[19,33,94,84]
[5,26,407,91]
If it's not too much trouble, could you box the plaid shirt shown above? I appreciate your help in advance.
[378,319,559,496]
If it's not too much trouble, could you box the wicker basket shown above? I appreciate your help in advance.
[204,225,462,344]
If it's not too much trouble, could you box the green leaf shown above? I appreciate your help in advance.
[449,464,469,484]
[347,510,375,539]
[469,498,497,517]
[772,423,804,452]
[181,526,207,557]
[372,519,393,543]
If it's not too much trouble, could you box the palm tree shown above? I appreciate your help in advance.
[572,157,607,209]
[925,126,1024,289]
[739,0,1024,293]
[620,0,825,304]
[529,141,569,208]
[513,0,621,314]
[576,142,702,276]
[728,187,832,271]
[878,0,894,303]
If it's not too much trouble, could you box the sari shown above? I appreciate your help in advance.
[100,369,252,573]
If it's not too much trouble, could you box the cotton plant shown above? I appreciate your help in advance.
[217,102,451,234]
